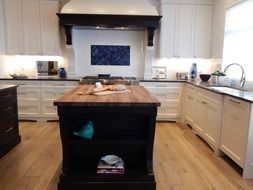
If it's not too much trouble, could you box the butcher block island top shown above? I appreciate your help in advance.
[54,85,161,107]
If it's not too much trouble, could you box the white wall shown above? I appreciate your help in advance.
[72,29,145,77]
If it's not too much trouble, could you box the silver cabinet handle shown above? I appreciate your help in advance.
[3,106,12,112]
[5,127,14,133]
[202,101,207,105]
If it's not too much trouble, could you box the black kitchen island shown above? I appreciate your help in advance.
[0,85,20,158]
[54,85,160,190]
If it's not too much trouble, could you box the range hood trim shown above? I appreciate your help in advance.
[57,13,162,46]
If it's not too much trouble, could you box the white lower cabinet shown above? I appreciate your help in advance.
[140,82,183,121]
[184,84,196,126]
[41,81,78,118]
[0,80,78,121]
[220,96,250,168]
[193,87,223,154]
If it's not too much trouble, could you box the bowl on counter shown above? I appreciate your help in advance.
[199,74,211,81]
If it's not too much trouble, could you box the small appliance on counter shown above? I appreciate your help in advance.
[176,72,189,80]
[36,61,58,77]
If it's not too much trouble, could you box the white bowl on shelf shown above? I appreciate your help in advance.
[101,155,120,165]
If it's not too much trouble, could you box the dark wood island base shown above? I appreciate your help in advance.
[54,85,160,190]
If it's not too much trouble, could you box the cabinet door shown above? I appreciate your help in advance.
[4,0,23,55]
[160,4,177,58]
[0,0,5,54]
[184,87,195,125]
[204,97,222,147]
[193,5,212,58]
[193,93,206,134]
[176,5,195,58]
[220,96,250,168]
[22,0,41,55]
[40,1,59,55]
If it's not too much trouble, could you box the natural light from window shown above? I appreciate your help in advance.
[223,0,253,81]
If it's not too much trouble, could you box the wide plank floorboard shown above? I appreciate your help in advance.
[0,121,252,190]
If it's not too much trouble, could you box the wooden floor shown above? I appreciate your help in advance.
[0,122,253,190]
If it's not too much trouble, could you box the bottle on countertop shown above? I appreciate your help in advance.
[190,63,197,79]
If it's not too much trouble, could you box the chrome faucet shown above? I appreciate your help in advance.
[223,63,246,88]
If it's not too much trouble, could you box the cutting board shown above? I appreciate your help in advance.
[94,89,131,96]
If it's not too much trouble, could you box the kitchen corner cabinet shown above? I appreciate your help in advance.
[0,85,21,158]
[140,82,183,121]
[193,87,223,154]
[159,3,213,58]
[4,0,59,55]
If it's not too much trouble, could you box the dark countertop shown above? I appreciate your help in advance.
[0,84,18,91]
[140,78,253,103]
[0,77,80,81]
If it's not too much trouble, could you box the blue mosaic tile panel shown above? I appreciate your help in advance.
[91,45,130,66]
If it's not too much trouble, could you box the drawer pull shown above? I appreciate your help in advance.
[202,101,207,105]
[3,106,12,112]
[5,127,14,133]
[2,94,11,98]
[187,96,193,100]
[230,99,241,104]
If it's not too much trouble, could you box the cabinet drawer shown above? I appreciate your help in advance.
[41,88,69,101]
[41,81,78,87]
[18,101,41,117]
[0,103,17,120]
[0,117,18,147]
[41,102,57,117]
[17,87,40,101]
[0,88,16,104]
[158,101,181,118]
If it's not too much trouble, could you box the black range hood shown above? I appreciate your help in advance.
[57,13,162,46]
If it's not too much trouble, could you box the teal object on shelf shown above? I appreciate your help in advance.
[73,121,94,139]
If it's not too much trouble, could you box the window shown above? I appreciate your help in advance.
[223,0,253,81]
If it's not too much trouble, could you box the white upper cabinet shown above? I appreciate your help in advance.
[194,5,213,58]
[159,2,213,58]
[22,0,41,55]
[4,0,59,55]
[40,1,59,55]
[0,0,6,54]
[4,0,23,55]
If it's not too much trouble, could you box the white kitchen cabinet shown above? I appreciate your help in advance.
[0,0,6,54]
[194,87,223,154]
[4,0,23,55]
[140,82,183,121]
[220,96,250,168]
[40,0,59,55]
[40,81,78,118]
[3,0,59,55]
[0,80,78,121]
[4,80,42,119]
[183,83,196,126]
[159,3,213,58]
[22,0,41,55]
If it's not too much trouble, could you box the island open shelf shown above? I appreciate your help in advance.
[54,85,160,190]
